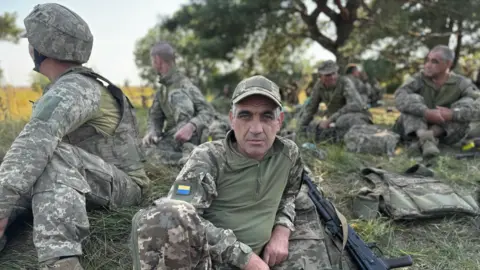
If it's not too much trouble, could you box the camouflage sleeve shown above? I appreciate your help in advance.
[146,89,165,135]
[329,77,367,122]
[187,87,214,132]
[0,75,100,218]
[452,80,480,122]
[299,80,322,127]
[165,143,253,268]
[394,75,428,117]
[168,90,196,131]
[274,141,303,231]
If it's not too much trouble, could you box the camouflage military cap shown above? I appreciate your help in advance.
[231,75,282,107]
[23,3,93,64]
[317,60,339,75]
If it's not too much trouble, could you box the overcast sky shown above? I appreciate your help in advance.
[0,0,334,86]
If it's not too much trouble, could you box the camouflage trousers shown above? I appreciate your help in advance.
[130,184,355,270]
[303,113,372,142]
[334,112,373,138]
[393,113,469,145]
[144,136,196,166]
[0,142,142,262]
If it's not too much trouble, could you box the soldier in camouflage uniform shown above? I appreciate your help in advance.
[393,45,480,157]
[130,75,351,270]
[298,60,372,141]
[345,63,371,105]
[0,3,149,269]
[142,42,216,165]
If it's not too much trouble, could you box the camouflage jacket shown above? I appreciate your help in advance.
[299,76,368,127]
[394,72,480,122]
[347,74,370,103]
[147,68,214,136]
[0,66,148,218]
[161,131,304,268]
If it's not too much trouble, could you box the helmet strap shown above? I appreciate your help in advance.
[33,49,48,72]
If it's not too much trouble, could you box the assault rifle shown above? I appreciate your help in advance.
[303,172,413,270]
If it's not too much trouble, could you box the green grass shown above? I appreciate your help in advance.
[0,107,479,269]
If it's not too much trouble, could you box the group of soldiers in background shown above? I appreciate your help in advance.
[2,2,480,269]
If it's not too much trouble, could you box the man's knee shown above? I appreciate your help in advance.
[395,113,428,137]
[133,199,198,232]
[335,113,371,129]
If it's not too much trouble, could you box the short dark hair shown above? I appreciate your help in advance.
[150,41,176,64]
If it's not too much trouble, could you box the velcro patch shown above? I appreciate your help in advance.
[176,184,191,195]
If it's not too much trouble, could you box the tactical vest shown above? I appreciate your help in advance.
[353,165,480,220]
[59,67,148,188]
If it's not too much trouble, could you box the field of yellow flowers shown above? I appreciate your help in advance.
[0,86,156,121]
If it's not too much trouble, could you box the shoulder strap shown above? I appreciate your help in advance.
[65,68,135,109]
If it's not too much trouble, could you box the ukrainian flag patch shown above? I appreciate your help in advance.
[176,185,191,195]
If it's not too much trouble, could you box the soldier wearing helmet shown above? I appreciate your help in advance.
[0,3,149,269]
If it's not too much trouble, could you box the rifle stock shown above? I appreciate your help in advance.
[303,172,413,270]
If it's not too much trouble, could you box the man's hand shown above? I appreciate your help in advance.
[436,106,453,122]
[318,120,331,129]
[142,131,159,146]
[424,109,445,125]
[245,254,270,270]
[262,226,290,267]
[174,123,196,143]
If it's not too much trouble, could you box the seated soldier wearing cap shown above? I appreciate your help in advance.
[298,60,372,142]
[130,75,352,270]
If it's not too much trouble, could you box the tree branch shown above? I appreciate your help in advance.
[452,19,463,70]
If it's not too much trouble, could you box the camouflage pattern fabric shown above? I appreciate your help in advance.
[146,68,215,164]
[298,76,371,135]
[206,114,231,141]
[23,3,93,63]
[394,72,480,124]
[0,67,145,262]
[393,113,470,145]
[131,184,356,270]
[347,74,370,105]
[357,165,480,220]
[210,95,231,115]
[344,124,400,156]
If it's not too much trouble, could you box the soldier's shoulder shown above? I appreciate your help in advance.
[192,140,227,161]
[50,72,102,96]
[277,136,300,162]
[450,72,474,87]
[398,72,423,90]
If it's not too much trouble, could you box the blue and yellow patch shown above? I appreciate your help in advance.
[176,185,191,195]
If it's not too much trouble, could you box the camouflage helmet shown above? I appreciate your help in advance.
[23,3,93,64]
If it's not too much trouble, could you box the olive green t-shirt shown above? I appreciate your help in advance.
[201,137,296,253]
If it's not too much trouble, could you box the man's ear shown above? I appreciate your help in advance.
[277,111,285,129]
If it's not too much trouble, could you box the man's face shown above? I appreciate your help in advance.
[423,50,450,78]
[150,55,168,75]
[229,95,283,160]
[352,68,361,77]
[320,72,338,88]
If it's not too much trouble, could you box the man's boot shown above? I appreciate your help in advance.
[417,130,440,157]
[40,257,84,270]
